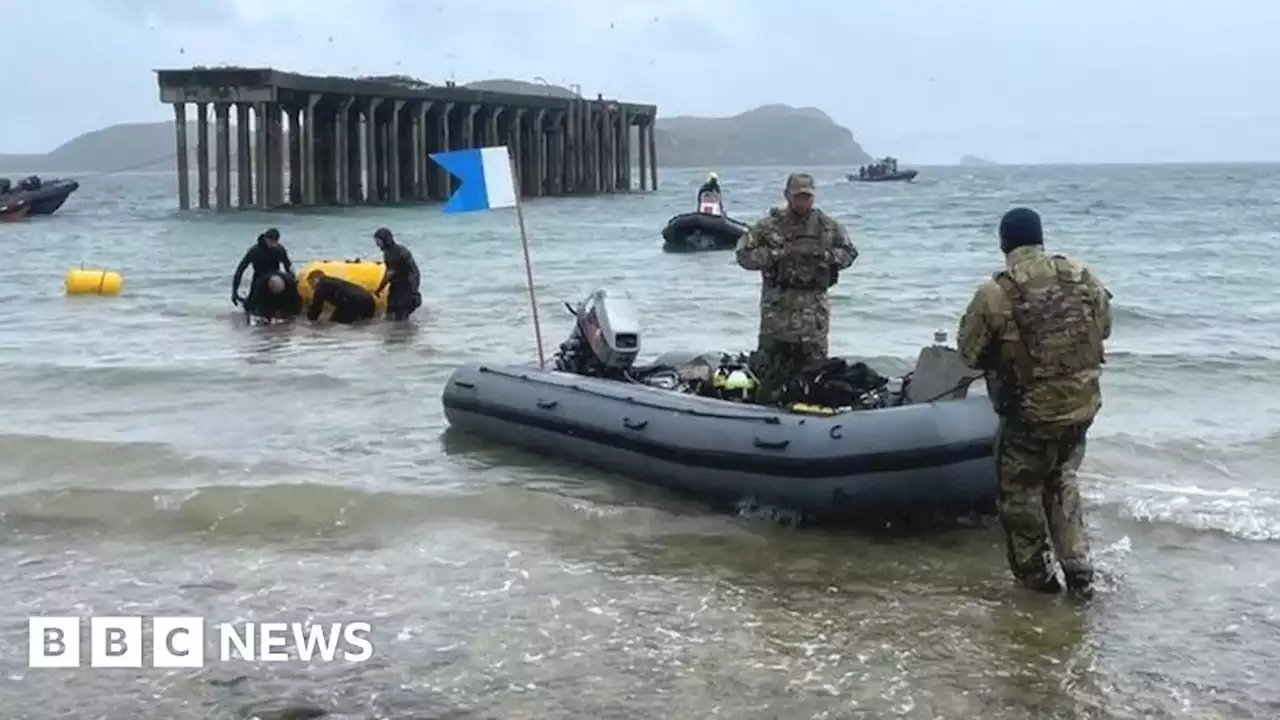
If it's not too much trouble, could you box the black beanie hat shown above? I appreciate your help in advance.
[263,227,280,241]
[999,208,1043,254]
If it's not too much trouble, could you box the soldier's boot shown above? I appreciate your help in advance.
[1065,570,1094,600]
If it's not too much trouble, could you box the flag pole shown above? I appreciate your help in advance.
[509,152,546,368]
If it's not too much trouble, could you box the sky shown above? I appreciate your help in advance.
[6,0,1279,164]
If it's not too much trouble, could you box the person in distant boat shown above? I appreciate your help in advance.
[957,207,1113,600]
[696,172,725,215]
[372,228,422,321]
[735,173,857,403]
[305,269,378,324]
[232,228,293,314]
[0,178,10,195]
[250,272,303,322]
[698,171,722,198]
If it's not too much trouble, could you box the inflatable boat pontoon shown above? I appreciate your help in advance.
[442,289,998,524]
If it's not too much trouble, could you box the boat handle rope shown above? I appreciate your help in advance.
[753,438,791,450]
[920,375,982,404]
[622,417,648,431]
[536,399,559,410]
[477,366,783,425]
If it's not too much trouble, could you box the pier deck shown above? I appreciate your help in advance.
[155,67,659,211]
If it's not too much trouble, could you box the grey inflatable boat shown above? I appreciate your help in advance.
[442,289,998,524]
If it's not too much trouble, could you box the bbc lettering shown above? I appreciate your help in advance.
[28,617,374,668]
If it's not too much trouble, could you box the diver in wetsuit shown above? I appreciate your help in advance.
[305,269,378,324]
[231,228,293,314]
[372,228,422,321]
[250,272,303,322]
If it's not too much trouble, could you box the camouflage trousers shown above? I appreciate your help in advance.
[750,337,827,404]
[995,418,1093,589]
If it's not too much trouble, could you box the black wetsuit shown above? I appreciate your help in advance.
[233,237,293,314]
[380,241,422,321]
[697,180,722,200]
[252,272,303,321]
[307,276,377,323]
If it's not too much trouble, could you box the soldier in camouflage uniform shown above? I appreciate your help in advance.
[957,207,1112,599]
[735,173,858,402]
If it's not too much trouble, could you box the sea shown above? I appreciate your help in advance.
[0,164,1277,719]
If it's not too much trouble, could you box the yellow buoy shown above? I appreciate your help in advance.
[296,258,387,310]
[65,268,123,296]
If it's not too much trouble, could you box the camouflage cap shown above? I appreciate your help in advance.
[785,173,816,196]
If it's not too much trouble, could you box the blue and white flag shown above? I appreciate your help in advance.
[429,146,518,214]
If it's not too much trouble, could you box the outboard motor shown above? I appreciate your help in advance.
[552,289,641,378]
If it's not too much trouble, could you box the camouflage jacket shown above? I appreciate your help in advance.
[735,207,857,343]
[957,245,1113,425]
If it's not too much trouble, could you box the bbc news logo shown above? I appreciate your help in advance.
[28,616,374,668]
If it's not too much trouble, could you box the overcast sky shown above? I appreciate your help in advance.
[7,0,1278,164]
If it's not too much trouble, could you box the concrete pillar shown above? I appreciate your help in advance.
[388,100,404,203]
[591,105,602,194]
[565,102,577,193]
[375,112,387,201]
[254,102,269,208]
[464,105,478,152]
[486,107,499,146]
[214,103,231,211]
[314,106,333,204]
[419,102,433,200]
[334,97,351,204]
[531,109,545,197]
[604,108,614,194]
[364,98,381,203]
[346,106,362,202]
[286,107,301,204]
[438,103,454,197]
[409,102,422,200]
[648,122,658,190]
[510,108,524,196]
[614,109,624,190]
[195,102,210,209]
[423,105,440,201]
[173,104,190,210]
[603,108,615,194]
[302,95,319,206]
[572,102,582,193]
[550,112,564,195]
[236,104,252,207]
[638,118,649,191]
[268,104,286,206]
[586,105,595,195]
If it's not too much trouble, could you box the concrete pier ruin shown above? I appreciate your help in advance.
[155,68,660,211]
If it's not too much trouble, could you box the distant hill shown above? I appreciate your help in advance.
[1,82,871,172]
[0,121,193,174]
[652,105,871,167]
[959,155,997,166]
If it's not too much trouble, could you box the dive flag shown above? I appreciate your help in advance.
[429,146,518,214]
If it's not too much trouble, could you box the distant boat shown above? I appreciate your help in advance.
[848,169,918,183]
[661,190,750,253]
[0,176,79,215]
